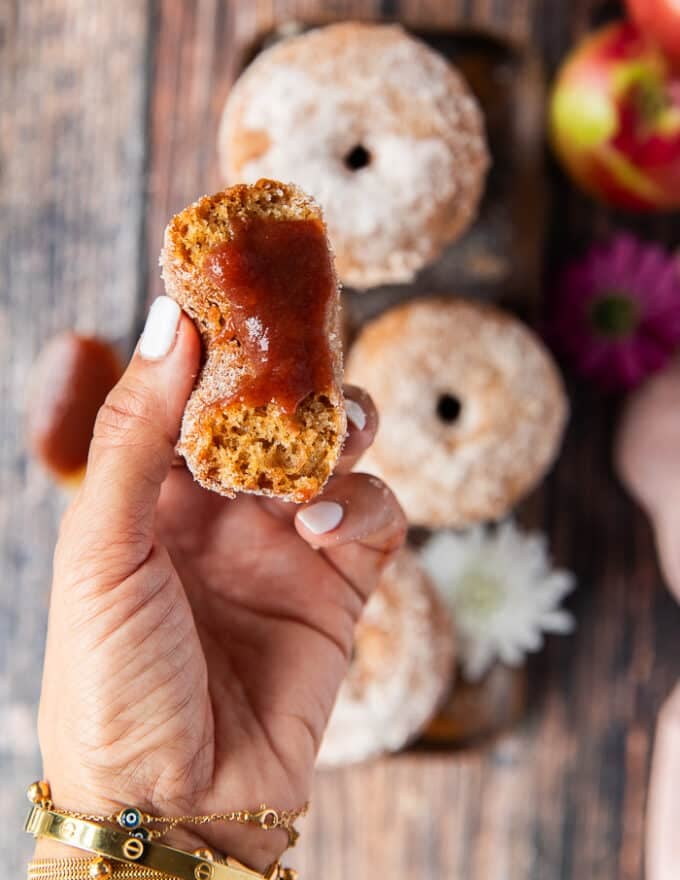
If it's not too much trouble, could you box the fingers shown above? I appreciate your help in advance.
[647,682,680,880]
[294,472,407,601]
[335,385,378,474]
[59,298,201,583]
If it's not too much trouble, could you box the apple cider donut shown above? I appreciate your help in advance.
[346,298,568,527]
[160,179,346,502]
[219,22,490,289]
[318,547,455,767]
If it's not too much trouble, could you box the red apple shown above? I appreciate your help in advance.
[549,21,680,211]
[627,0,680,67]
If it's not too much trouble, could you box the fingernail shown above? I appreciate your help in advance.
[297,501,344,535]
[140,297,181,360]
[345,399,367,431]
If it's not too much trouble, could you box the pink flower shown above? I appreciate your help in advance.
[549,235,680,391]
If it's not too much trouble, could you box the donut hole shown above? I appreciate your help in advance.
[436,393,462,424]
[344,144,371,171]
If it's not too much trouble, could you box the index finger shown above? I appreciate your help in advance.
[335,385,379,474]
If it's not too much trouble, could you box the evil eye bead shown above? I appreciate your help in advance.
[129,827,150,841]
[118,807,143,830]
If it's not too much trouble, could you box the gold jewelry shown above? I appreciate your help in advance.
[27,782,307,850]
[31,854,232,880]
[28,862,299,880]
[29,857,162,879]
[25,806,297,880]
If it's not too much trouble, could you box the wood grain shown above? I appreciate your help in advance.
[0,1,151,875]
[2,1,679,879]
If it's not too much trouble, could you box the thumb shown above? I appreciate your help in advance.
[63,296,200,583]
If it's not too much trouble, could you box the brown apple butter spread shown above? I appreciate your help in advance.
[28,334,122,480]
[203,217,336,415]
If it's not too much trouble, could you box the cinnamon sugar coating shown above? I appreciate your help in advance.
[346,298,568,527]
[318,547,455,766]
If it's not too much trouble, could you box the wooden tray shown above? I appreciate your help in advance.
[235,19,549,747]
[236,21,549,334]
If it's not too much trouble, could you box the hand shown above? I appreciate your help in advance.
[616,357,680,603]
[37,299,406,871]
[616,363,680,878]
[647,682,680,880]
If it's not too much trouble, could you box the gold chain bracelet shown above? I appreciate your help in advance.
[28,782,308,850]
[29,857,176,880]
[28,859,299,880]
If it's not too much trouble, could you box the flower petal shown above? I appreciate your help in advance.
[539,609,576,634]
[422,522,576,681]
[547,234,680,391]
[462,640,496,682]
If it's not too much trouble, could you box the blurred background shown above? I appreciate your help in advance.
[1,1,679,878]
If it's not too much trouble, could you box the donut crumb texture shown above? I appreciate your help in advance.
[190,394,342,500]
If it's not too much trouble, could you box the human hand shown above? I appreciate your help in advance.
[615,359,680,878]
[37,298,406,871]
[647,682,680,880]
[616,356,680,603]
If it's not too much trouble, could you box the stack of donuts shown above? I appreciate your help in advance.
[220,21,568,765]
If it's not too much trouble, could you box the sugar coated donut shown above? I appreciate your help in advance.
[346,298,568,528]
[219,22,489,289]
[317,547,454,767]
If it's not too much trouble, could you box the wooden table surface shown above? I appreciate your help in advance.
[1,1,679,878]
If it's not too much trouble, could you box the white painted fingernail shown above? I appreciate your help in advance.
[345,398,367,431]
[297,501,344,535]
[140,297,181,360]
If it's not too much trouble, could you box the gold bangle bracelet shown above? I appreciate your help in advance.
[25,807,292,880]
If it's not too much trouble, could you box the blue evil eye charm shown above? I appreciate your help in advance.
[129,827,150,841]
[118,807,143,830]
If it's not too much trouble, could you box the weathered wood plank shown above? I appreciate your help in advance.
[0,1,151,875]
[3,1,679,879]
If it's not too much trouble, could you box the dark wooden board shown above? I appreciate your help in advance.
[2,1,679,879]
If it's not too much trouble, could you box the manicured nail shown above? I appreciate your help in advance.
[139,297,181,360]
[345,398,367,431]
[297,501,344,535]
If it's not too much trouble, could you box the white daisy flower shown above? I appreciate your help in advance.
[421,521,575,682]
